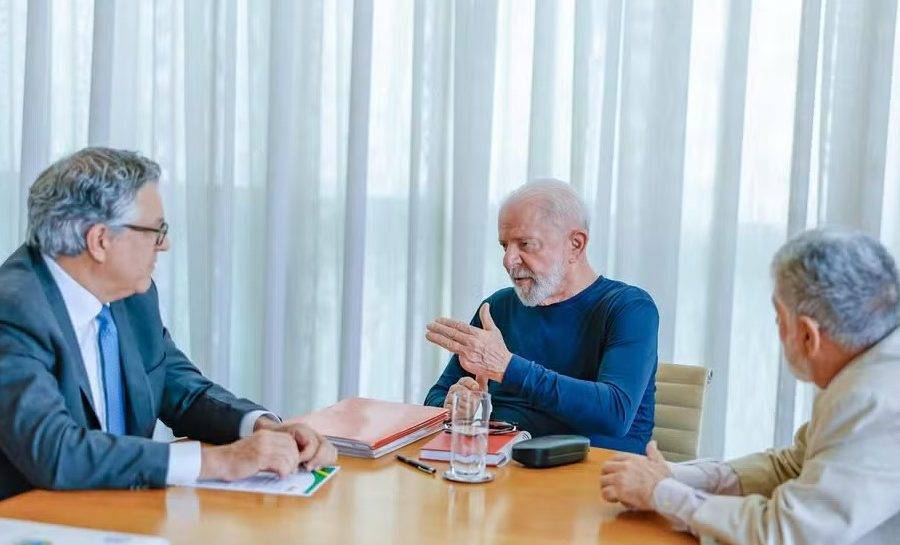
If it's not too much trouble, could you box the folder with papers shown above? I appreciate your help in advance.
[298,397,448,458]
[419,430,531,466]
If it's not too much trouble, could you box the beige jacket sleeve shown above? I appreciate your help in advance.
[688,385,900,545]
[725,423,808,497]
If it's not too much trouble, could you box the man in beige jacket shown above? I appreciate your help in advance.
[600,229,900,544]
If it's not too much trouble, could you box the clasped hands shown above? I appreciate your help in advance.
[200,418,337,482]
[425,303,513,402]
[600,440,672,511]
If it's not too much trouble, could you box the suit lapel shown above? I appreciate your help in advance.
[28,246,99,424]
[111,302,155,437]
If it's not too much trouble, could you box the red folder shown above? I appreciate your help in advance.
[419,430,531,466]
[297,397,448,458]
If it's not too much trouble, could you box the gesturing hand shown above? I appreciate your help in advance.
[600,440,672,511]
[425,303,513,383]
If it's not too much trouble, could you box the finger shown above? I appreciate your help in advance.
[271,455,295,478]
[458,376,480,389]
[428,320,476,343]
[646,440,665,462]
[291,426,320,463]
[599,473,622,487]
[434,317,482,336]
[478,303,496,331]
[610,453,637,463]
[276,432,303,469]
[261,441,297,478]
[601,485,619,503]
[476,375,488,390]
[600,461,627,474]
[307,438,337,469]
[425,331,467,355]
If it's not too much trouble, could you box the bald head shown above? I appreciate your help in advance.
[499,179,589,233]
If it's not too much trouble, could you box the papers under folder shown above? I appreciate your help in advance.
[297,397,448,458]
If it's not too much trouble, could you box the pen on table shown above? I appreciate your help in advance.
[396,454,436,475]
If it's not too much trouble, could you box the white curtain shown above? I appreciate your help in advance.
[3,0,900,459]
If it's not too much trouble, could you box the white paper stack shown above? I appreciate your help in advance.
[0,518,169,545]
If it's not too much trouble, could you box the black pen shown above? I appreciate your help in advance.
[396,454,436,475]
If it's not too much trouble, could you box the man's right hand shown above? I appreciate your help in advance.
[199,429,302,482]
[443,376,488,412]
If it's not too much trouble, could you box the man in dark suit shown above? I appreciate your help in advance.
[0,147,335,500]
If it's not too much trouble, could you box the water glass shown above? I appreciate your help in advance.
[448,390,492,482]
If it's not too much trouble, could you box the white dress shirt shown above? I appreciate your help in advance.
[652,460,743,534]
[42,255,275,485]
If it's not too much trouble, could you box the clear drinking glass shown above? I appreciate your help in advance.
[446,390,492,482]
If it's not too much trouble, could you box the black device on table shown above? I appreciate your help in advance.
[511,435,590,468]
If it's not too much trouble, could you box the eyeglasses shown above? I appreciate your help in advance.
[123,222,169,246]
[442,419,519,435]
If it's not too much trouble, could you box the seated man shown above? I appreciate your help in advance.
[424,180,658,454]
[601,229,900,544]
[0,147,336,500]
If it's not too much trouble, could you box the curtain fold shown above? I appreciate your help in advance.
[4,0,900,458]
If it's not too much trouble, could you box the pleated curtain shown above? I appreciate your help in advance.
[2,0,899,459]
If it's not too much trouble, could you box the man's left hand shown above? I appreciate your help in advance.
[600,440,672,510]
[254,419,338,470]
[425,302,512,383]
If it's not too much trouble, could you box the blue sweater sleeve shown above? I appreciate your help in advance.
[501,296,659,437]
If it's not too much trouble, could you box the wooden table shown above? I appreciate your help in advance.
[0,439,696,545]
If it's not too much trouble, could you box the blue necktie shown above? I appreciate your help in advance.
[97,306,126,436]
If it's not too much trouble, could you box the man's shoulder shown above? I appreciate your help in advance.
[0,245,56,354]
[591,277,658,315]
[826,329,900,401]
[0,245,47,317]
[811,337,900,443]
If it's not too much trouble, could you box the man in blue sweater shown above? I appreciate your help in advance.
[424,180,658,454]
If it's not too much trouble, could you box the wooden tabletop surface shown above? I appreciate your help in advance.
[0,438,697,545]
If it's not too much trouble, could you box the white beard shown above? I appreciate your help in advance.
[509,260,566,307]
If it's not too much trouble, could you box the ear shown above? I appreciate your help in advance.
[797,315,821,358]
[84,223,110,263]
[567,229,588,262]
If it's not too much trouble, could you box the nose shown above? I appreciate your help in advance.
[157,235,171,252]
[503,245,521,271]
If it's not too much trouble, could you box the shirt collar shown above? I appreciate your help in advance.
[41,254,104,330]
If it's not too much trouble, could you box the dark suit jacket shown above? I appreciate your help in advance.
[0,244,265,500]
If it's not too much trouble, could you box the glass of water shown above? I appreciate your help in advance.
[446,390,492,482]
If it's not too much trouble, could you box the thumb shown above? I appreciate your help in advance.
[476,375,488,391]
[646,440,665,462]
[478,302,496,330]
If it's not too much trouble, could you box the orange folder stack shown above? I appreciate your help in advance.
[297,397,448,458]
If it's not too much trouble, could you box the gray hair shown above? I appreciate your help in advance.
[772,228,900,350]
[500,179,589,231]
[27,147,160,257]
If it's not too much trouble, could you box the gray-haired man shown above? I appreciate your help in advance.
[600,229,900,544]
[0,147,335,500]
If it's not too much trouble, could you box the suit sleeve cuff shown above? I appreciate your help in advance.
[166,441,202,485]
[239,410,281,438]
